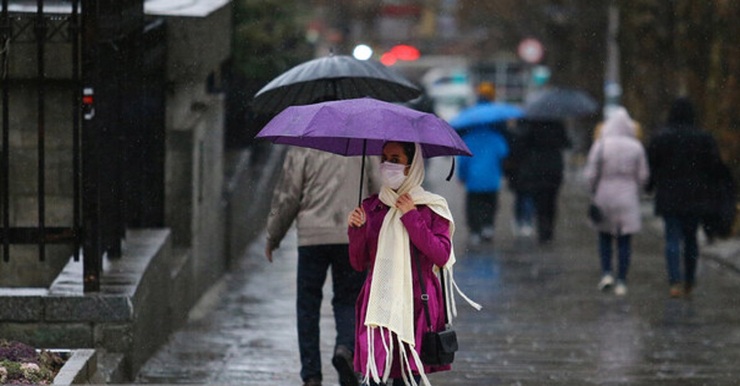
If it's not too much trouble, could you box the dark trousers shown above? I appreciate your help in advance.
[663,215,700,285]
[532,187,560,242]
[465,191,499,234]
[514,191,535,227]
[599,232,632,282]
[297,244,366,382]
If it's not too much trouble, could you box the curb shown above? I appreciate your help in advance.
[53,349,102,385]
[702,238,740,274]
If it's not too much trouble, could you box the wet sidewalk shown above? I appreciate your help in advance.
[135,229,318,385]
[136,160,740,385]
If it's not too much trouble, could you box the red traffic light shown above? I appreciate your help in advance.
[390,44,420,61]
[380,44,420,66]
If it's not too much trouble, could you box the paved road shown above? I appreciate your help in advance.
[136,159,740,385]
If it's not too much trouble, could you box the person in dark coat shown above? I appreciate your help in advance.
[513,119,571,244]
[503,124,535,237]
[647,97,724,298]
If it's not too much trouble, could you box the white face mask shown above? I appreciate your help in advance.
[380,162,408,190]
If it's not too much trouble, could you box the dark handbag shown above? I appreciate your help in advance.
[588,202,604,223]
[415,252,457,366]
[588,141,605,224]
[421,329,458,365]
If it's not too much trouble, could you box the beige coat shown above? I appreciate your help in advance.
[584,108,649,235]
[266,147,380,249]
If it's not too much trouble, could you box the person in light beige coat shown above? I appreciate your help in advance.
[265,146,380,386]
[584,107,649,296]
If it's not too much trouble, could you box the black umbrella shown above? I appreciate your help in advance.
[252,54,421,114]
[524,87,599,120]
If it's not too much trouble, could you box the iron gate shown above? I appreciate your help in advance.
[1,0,165,292]
[1,1,83,274]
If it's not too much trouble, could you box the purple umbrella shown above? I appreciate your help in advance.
[256,97,472,203]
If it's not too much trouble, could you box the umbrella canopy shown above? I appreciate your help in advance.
[524,87,599,120]
[449,102,524,130]
[256,97,472,158]
[252,55,421,114]
[256,97,471,205]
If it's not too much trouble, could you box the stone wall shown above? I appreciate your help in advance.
[159,3,231,299]
[0,230,172,380]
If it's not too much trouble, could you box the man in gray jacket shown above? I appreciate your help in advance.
[265,146,379,386]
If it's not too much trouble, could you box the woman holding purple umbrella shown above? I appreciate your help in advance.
[347,141,478,386]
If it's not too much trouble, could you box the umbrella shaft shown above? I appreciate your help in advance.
[359,140,366,207]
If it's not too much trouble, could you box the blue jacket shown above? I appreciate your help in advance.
[457,127,509,193]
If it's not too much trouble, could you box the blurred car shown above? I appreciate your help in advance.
[422,67,475,121]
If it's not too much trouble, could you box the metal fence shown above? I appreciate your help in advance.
[1,1,83,266]
[1,0,164,292]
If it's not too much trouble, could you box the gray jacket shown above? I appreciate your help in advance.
[266,146,380,249]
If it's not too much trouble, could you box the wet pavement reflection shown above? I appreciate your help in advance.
[136,160,740,385]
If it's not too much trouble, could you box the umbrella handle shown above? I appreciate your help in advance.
[358,140,366,207]
[446,157,456,181]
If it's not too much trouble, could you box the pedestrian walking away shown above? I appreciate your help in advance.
[455,83,511,246]
[347,142,480,386]
[503,123,535,237]
[511,118,571,244]
[584,107,649,296]
[266,146,380,386]
[647,97,726,298]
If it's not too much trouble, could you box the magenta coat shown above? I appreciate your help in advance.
[348,194,452,378]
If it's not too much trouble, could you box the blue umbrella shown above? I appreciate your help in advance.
[449,102,524,130]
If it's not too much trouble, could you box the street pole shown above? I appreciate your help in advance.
[604,0,621,114]
[81,0,102,292]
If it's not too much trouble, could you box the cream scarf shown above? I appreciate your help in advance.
[363,144,481,386]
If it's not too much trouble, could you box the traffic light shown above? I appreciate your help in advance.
[380,44,420,66]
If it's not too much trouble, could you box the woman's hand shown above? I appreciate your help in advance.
[348,206,366,228]
[395,193,416,214]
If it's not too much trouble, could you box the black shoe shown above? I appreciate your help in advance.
[332,345,359,386]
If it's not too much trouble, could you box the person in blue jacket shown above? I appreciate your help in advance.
[457,83,510,245]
